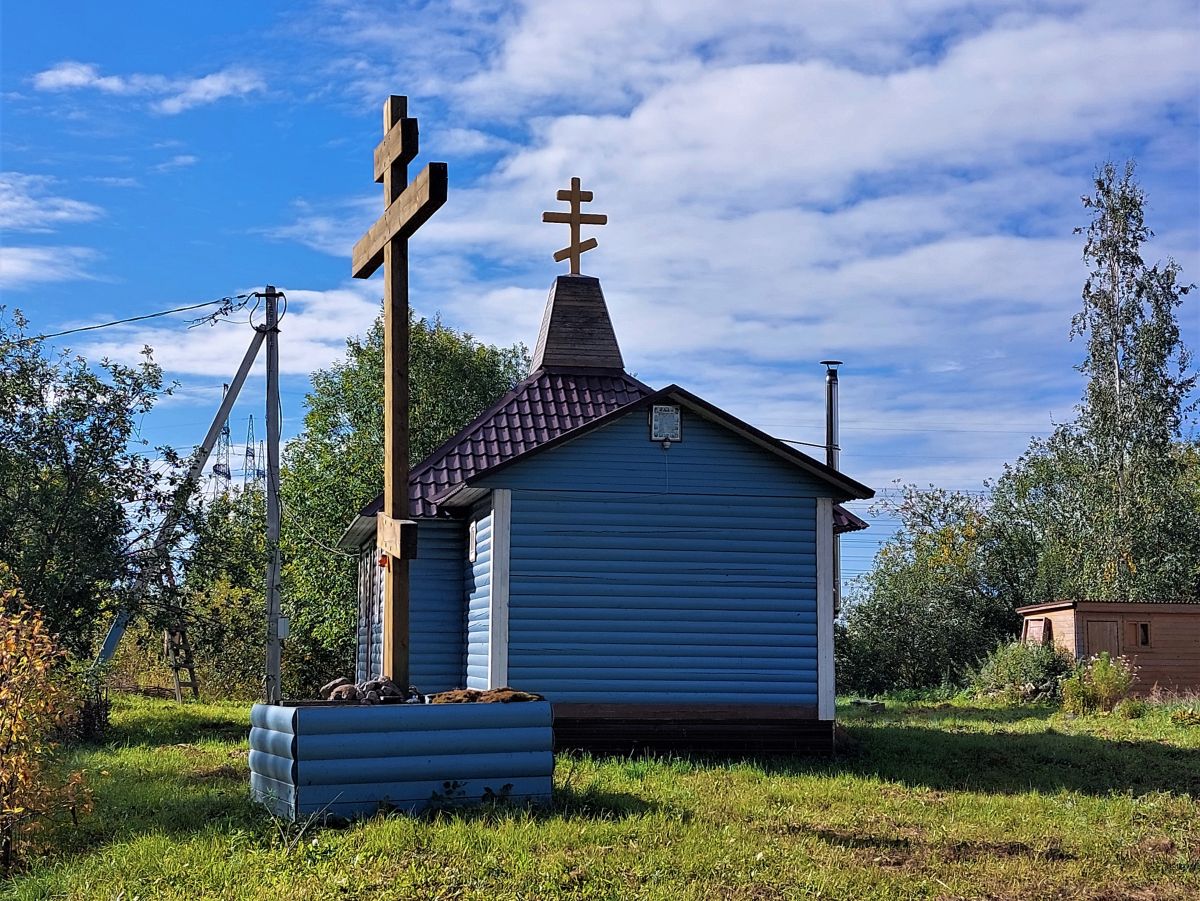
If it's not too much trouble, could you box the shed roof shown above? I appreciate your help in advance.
[1016,599,1200,614]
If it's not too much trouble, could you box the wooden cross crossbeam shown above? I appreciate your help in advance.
[542,176,607,274]
[351,94,447,687]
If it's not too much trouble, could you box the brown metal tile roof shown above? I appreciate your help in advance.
[833,505,869,533]
[357,367,870,535]
[360,367,653,519]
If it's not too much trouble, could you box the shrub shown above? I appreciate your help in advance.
[1060,652,1139,714]
[1061,668,1097,714]
[971,640,1076,704]
[1114,698,1147,719]
[1090,653,1138,709]
[1169,706,1200,727]
[0,576,89,873]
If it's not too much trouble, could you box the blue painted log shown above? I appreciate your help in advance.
[248,701,553,821]
[356,519,466,690]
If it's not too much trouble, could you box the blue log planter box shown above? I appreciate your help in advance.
[248,701,554,821]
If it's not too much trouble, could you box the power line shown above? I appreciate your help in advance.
[14,295,254,345]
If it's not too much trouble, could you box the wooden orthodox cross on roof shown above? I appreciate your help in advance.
[542,177,607,274]
[351,95,447,687]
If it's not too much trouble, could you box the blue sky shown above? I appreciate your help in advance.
[2,0,1197,579]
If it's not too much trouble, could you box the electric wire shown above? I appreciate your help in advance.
[13,295,255,345]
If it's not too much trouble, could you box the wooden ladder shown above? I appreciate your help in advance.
[160,568,199,702]
[164,625,200,702]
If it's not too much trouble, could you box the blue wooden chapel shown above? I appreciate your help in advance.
[340,269,873,753]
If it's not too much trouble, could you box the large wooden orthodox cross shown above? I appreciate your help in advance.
[352,95,447,687]
[542,177,607,273]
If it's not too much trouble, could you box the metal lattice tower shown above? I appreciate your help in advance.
[242,415,265,488]
[210,383,232,499]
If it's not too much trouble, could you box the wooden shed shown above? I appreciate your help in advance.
[1018,600,1200,693]
[340,274,874,753]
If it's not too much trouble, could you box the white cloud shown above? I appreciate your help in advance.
[152,154,199,173]
[31,61,265,114]
[32,61,161,93]
[23,0,1193,548]
[77,284,382,379]
[271,0,1195,508]
[86,176,141,188]
[0,246,98,289]
[0,173,104,231]
[154,69,266,114]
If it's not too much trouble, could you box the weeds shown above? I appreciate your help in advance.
[971,640,1076,704]
[1062,652,1139,714]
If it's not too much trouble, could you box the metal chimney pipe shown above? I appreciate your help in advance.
[820,360,842,470]
[820,360,843,615]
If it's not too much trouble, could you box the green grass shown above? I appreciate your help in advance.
[6,695,1199,900]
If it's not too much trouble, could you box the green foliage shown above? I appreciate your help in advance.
[179,311,528,698]
[1114,698,1147,720]
[0,309,177,657]
[1088,652,1138,709]
[841,164,1198,696]
[179,488,269,699]
[1062,653,1139,714]
[1168,705,1200,727]
[837,486,1019,693]
[970,640,1076,705]
[989,162,1198,604]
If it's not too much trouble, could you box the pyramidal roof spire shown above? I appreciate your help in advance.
[532,178,623,372]
[532,274,624,371]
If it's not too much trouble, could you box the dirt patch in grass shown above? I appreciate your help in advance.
[941,839,1073,862]
[809,828,928,869]
[191,764,243,782]
[1135,836,1177,856]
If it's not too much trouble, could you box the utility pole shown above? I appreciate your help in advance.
[264,286,284,704]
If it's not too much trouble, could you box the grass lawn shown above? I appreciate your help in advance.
[5,695,1198,900]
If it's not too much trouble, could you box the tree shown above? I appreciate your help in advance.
[837,486,1017,693]
[181,310,528,697]
[175,486,268,698]
[0,310,177,657]
[838,163,1199,694]
[992,162,1199,603]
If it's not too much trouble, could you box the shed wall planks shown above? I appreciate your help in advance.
[1081,609,1200,692]
[355,518,465,692]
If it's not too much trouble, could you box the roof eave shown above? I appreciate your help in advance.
[448,383,874,501]
[338,513,377,552]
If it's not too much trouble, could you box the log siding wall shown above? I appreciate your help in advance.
[465,504,494,690]
[249,702,554,820]
[479,410,832,706]
[355,518,465,692]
